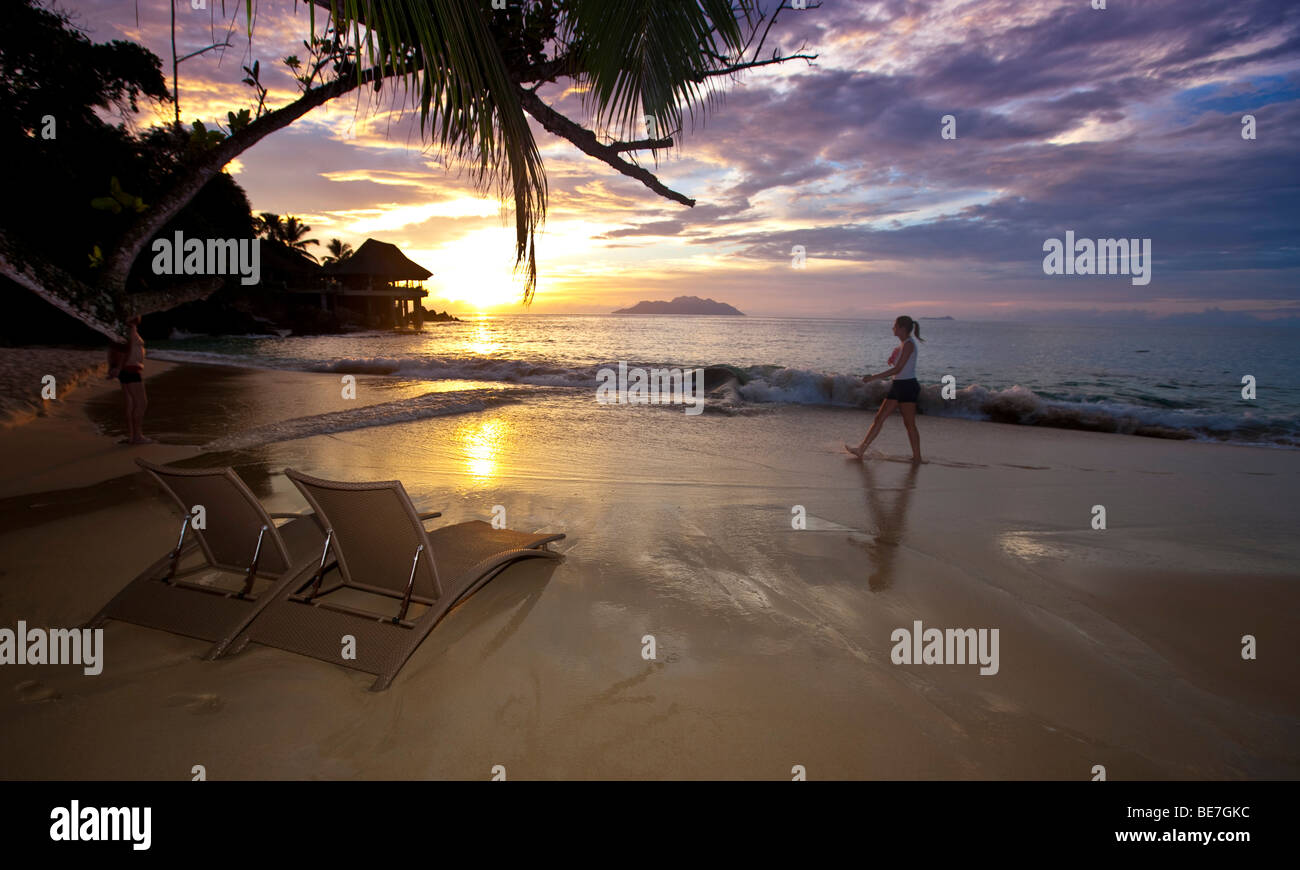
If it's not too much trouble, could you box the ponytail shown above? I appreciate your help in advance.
[895,315,925,341]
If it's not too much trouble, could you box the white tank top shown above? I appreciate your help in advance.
[894,337,918,380]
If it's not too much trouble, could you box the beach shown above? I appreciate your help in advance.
[0,348,111,428]
[0,353,1295,780]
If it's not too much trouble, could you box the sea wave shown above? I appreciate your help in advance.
[155,349,1299,447]
[731,367,1298,446]
[309,356,597,387]
[202,389,522,451]
[166,330,282,341]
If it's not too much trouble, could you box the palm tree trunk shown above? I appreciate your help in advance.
[0,234,225,340]
[98,66,385,294]
[0,236,123,340]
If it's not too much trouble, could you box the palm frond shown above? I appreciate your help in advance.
[327,0,547,299]
[560,0,750,141]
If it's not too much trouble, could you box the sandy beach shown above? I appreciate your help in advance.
[0,355,1295,780]
[0,348,112,428]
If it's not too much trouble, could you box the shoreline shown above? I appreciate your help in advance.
[0,358,1295,779]
[0,347,112,428]
[1,352,1294,499]
[139,344,1299,450]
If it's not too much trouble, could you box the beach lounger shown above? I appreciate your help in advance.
[86,459,331,655]
[220,469,565,691]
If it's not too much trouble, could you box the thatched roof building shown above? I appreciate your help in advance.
[303,238,433,330]
[323,239,432,281]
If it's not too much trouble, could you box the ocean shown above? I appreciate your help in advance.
[149,315,1300,448]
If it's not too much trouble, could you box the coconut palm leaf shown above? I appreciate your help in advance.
[279,216,319,261]
[558,0,750,139]
[322,237,354,265]
[321,0,546,298]
[254,211,284,242]
[304,1,752,301]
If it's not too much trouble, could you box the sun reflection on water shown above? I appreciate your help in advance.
[459,418,506,480]
[466,320,500,356]
[997,530,1065,562]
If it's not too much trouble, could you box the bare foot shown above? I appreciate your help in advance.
[911,456,925,464]
[844,444,865,460]
[129,437,156,445]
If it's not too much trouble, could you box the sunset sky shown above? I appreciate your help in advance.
[67,0,1300,319]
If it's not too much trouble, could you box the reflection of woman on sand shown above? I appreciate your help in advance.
[853,461,919,591]
[106,315,153,445]
[846,315,923,463]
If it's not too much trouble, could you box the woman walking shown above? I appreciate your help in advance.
[846,315,923,463]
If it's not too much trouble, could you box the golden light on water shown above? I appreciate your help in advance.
[997,530,1069,563]
[466,321,500,356]
[460,418,506,480]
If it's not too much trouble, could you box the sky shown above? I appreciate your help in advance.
[60,0,1300,319]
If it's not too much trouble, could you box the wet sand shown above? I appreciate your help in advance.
[0,361,1296,779]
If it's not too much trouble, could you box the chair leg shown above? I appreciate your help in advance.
[216,633,252,659]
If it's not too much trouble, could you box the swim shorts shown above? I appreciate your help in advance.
[885,377,920,403]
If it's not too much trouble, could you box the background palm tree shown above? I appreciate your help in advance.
[4,0,808,337]
[279,216,319,261]
[321,238,353,266]
[289,0,754,300]
[252,212,283,242]
[253,212,318,262]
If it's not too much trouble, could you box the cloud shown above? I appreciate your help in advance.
[64,0,1300,314]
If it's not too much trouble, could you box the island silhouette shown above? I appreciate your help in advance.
[613,295,744,315]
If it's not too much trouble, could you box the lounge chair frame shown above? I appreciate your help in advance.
[86,459,327,656]
[221,468,564,690]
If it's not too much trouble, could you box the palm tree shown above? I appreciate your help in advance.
[279,216,319,261]
[276,0,756,301]
[6,0,809,336]
[253,212,284,242]
[253,212,318,262]
[321,238,353,266]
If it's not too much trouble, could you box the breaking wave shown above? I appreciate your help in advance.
[155,349,1299,447]
[310,355,596,387]
[729,367,1298,446]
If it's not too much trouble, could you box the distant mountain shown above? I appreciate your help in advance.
[613,295,744,315]
[920,316,954,320]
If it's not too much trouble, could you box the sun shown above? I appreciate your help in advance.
[410,229,532,311]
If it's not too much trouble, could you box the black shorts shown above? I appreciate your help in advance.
[885,377,919,403]
[118,369,143,384]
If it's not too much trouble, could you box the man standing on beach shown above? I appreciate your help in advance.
[106,316,153,445]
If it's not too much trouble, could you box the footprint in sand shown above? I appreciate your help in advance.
[166,693,224,714]
[14,680,61,703]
